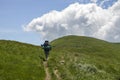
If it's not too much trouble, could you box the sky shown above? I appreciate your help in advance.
[0,0,119,45]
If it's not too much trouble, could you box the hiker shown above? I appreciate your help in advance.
[41,40,52,61]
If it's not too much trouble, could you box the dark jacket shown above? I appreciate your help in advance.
[41,44,52,51]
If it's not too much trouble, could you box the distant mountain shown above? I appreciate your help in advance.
[0,36,120,80]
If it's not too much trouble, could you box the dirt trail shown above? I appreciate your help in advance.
[43,59,61,80]
[43,61,51,80]
[54,69,61,80]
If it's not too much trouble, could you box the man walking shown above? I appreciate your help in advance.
[41,40,52,61]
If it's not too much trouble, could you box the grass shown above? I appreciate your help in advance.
[0,35,120,80]
[48,35,120,80]
[0,40,45,80]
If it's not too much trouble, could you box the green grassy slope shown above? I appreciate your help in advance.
[0,40,45,80]
[48,35,120,80]
[0,35,120,80]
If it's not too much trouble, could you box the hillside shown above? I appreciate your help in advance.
[0,40,45,80]
[0,36,120,80]
[48,35,120,80]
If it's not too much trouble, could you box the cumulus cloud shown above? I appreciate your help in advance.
[24,0,120,42]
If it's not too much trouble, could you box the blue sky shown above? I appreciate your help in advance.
[0,0,118,45]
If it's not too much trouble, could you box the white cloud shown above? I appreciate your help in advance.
[24,0,120,42]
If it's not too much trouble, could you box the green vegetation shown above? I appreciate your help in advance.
[0,35,120,80]
[48,35,120,80]
[0,40,45,80]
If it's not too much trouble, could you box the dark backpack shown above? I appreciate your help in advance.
[42,45,51,51]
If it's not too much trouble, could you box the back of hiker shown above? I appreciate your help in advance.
[41,40,52,61]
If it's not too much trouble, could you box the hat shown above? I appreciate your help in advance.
[45,40,49,42]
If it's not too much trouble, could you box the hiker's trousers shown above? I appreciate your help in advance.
[44,51,49,60]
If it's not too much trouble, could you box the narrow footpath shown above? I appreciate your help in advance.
[43,61,51,80]
[43,59,61,80]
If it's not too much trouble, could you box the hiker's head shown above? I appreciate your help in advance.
[44,40,49,44]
